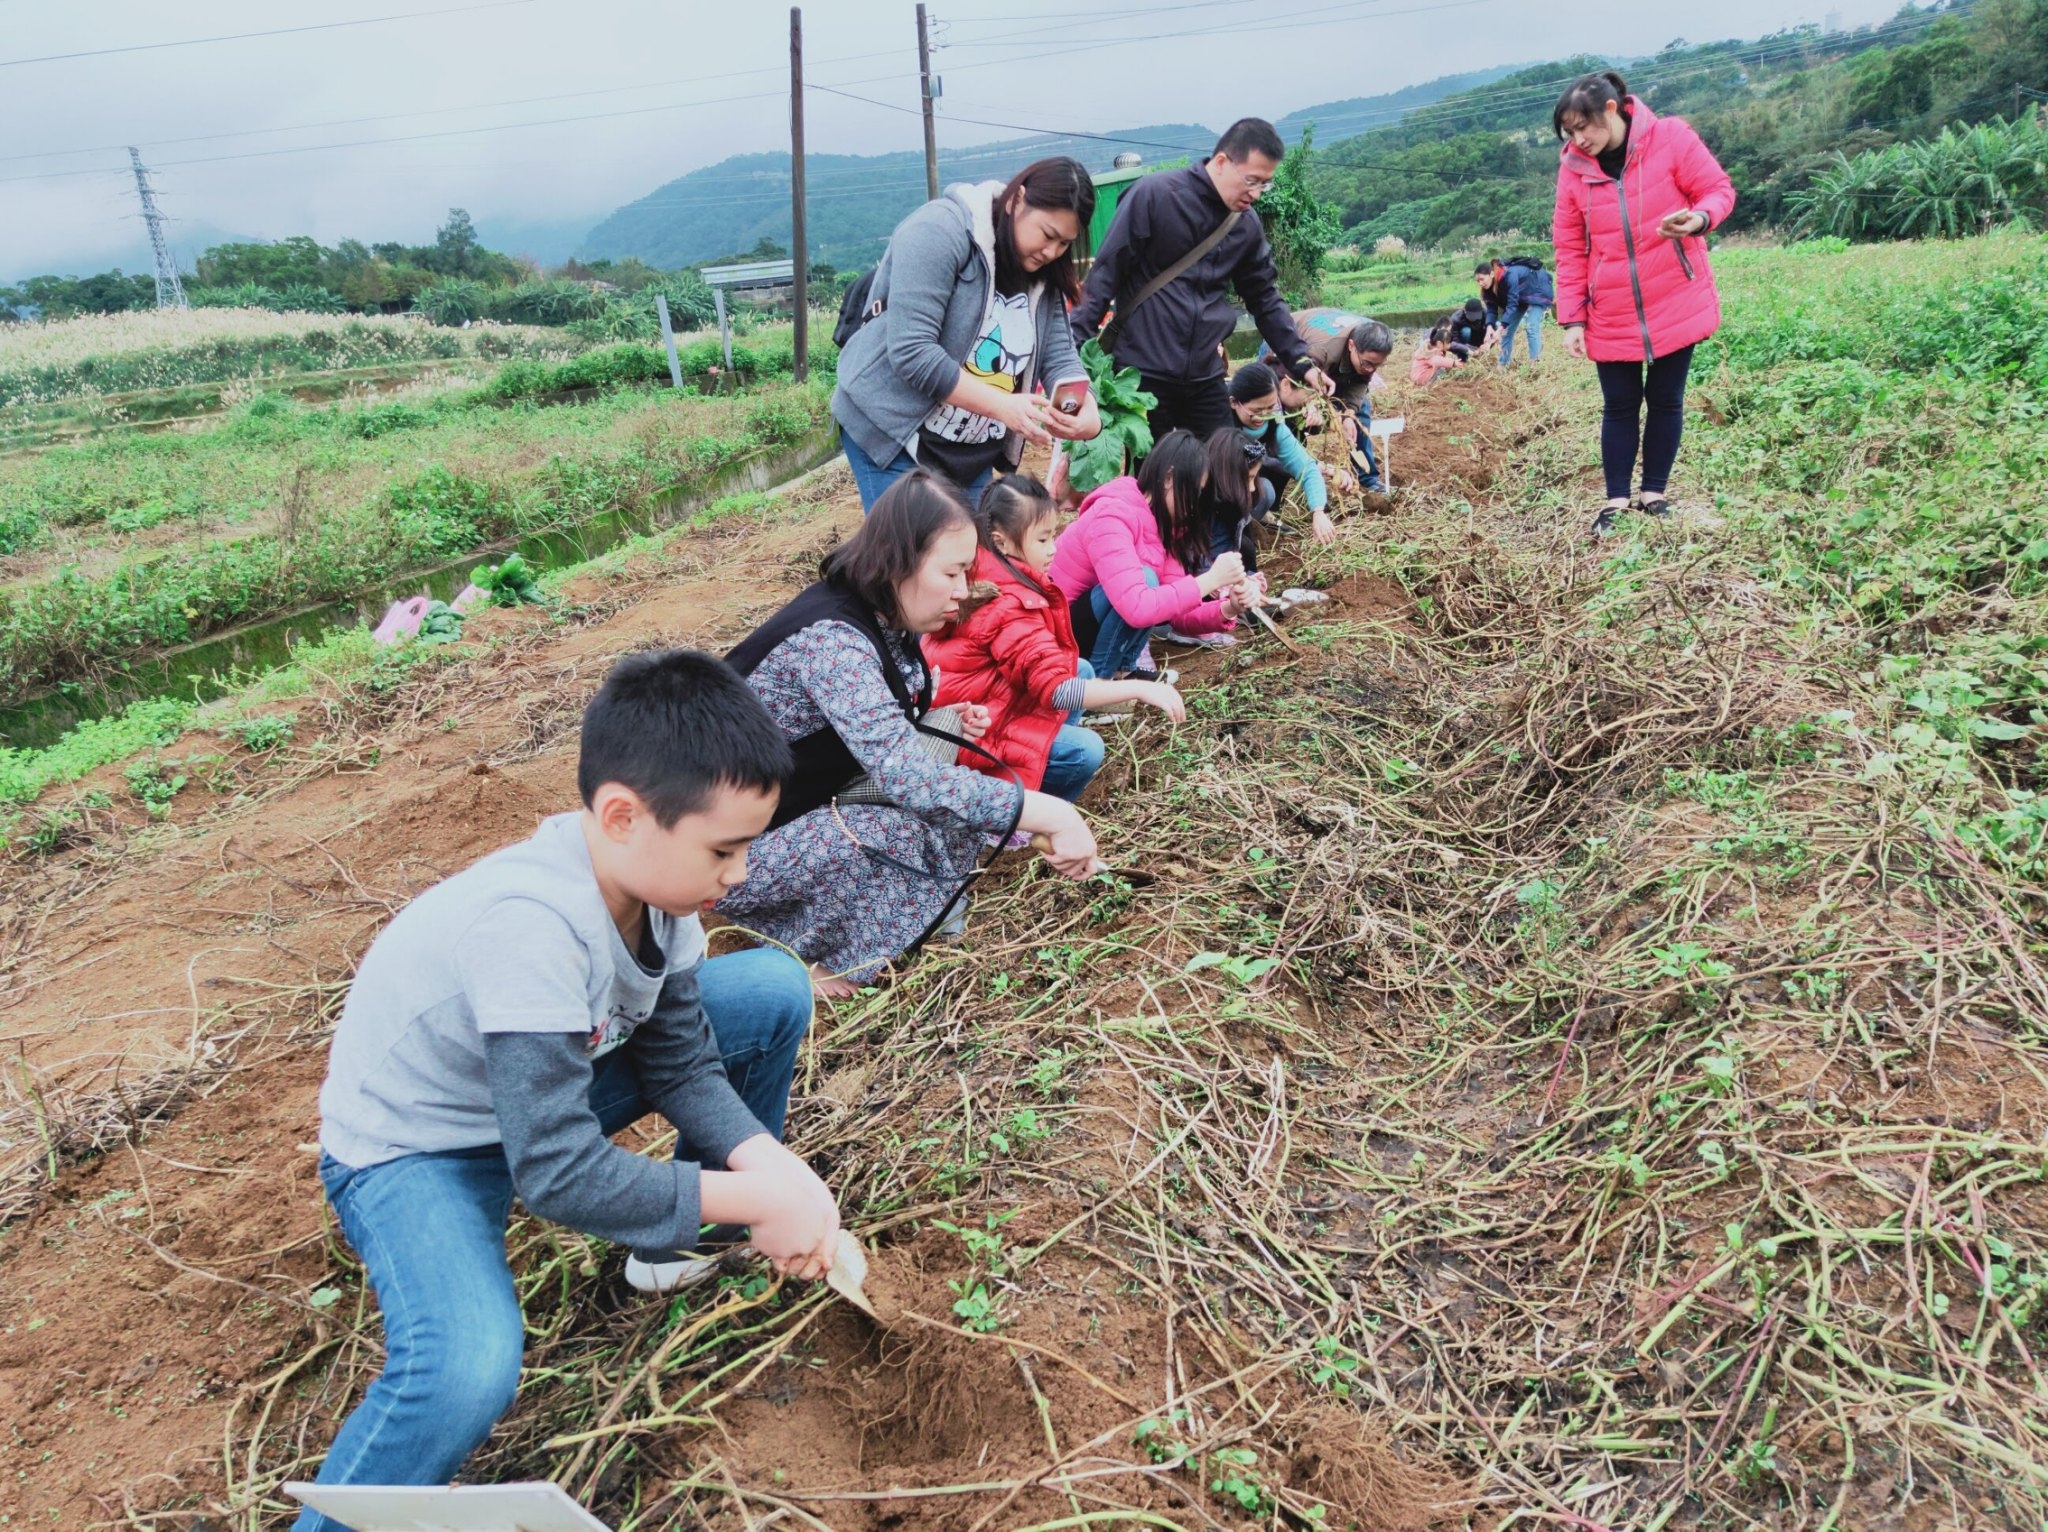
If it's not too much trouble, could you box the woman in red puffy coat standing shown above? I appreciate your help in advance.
[1551,70,1736,536]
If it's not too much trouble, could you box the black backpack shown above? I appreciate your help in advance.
[832,267,884,348]
[1505,255,1556,306]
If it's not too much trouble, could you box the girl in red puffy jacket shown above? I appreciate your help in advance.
[926,477,1185,801]
[1550,69,1736,537]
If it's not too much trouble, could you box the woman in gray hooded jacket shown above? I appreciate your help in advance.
[833,157,1103,510]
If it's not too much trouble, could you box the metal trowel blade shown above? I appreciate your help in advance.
[825,1230,878,1318]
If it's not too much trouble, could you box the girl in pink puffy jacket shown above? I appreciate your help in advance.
[1550,70,1736,537]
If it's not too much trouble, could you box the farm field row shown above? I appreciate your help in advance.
[0,327,829,723]
[0,232,2041,1530]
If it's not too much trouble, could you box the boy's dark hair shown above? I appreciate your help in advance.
[578,649,792,826]
[1213,117,1285,164]
[821,469,975,626]
[974,474,1056,555]
[1135,429,1211,573]
[1553,69,1630,139]
[1202,427,1256,522]
[994,156,1096,303]
[1462,297,1486,318]
[1228,360,1279,403]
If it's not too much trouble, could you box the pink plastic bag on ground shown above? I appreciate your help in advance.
[372,595,430,645]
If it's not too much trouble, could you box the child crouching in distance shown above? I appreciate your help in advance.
[927,476,1185,804]
[1411,321,1468,385]
[298,651,839,1532]
[1049,429,1254,673]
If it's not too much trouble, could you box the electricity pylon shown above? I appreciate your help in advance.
[128,147,187,309]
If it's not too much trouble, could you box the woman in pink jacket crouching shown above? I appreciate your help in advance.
[1551,70,1736,537]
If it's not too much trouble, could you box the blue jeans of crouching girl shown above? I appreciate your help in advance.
[1077,571,1160,678]
[1040,659,1104,803]
[292,949,812,1532]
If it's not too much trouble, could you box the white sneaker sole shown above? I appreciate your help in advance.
[626,1252,726,1293]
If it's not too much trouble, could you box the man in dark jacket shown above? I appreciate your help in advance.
[1071,118,1333,442]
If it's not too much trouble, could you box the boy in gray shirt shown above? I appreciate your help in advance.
[297,650,838,1532]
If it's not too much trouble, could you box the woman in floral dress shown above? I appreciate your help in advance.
[723,472,1101,997]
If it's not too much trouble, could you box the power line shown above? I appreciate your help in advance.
[1304,9,1947,142]
[0,87,794,185]
[0,58,935,187]
[808,83,1205,153]
[0,0,543,69]
[935,0,1497,75]
[940,0,1420,51]
[0,49,911,166]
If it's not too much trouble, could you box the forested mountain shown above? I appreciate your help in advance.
[578,132,1212,270]
[577,68,1527,267]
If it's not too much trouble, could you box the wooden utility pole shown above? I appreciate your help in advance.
[916,4,939,200]
[790,6,809,382]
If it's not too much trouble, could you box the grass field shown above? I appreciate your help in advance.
[1322,245,1490,319]
[0,319,831,706]
[0,306,589,411]
[0,232,2043,1531]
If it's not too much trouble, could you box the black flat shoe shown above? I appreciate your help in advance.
[1636,496,1672,517]
[1590,505,1623,537]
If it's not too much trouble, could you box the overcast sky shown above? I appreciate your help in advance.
[0,0,1900,281]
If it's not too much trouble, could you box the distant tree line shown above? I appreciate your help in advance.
[0,212,834,337]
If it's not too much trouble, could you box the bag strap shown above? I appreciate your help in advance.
[1110,210,1242,335]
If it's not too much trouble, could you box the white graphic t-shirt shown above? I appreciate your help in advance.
[917,289,1036,485]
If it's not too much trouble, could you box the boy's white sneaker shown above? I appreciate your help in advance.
[626,1252,724,1293]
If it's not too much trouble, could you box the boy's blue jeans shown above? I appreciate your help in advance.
[293,948,813,1532]
[1499,306,1544,366]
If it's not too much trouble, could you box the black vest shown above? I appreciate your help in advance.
[725,579,932,831]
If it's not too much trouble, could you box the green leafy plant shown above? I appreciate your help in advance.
[414,601,464,645]
[225,714,294,751]
[1207,1447,1274,1515]
[1308,1335,1362,1396]
[470,551,543,607]
[123,759,187,818]
[933,1209,1016,1273]
[1064,339,1157,494]
[989,1109,1052,1156]
[1133,1416,1187,1465]
[1185,950,1281,985]
[946,1279,1004,1333]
